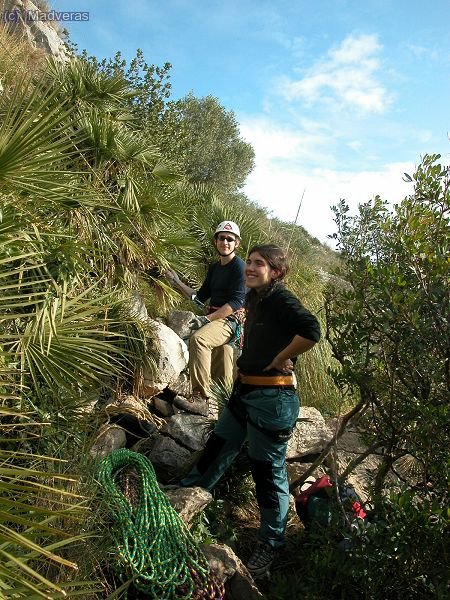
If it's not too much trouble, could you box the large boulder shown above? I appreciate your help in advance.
[142,319,189,396]
[203,543,265,599]
[327,419,386,503]
[170,371,191,397]
[166,310,198,341]
[164,485,212,524]
[287,406,333,459]
[153,396,178,417]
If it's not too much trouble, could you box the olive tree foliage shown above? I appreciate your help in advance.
[326,154,449,503]
[158,93,255,193]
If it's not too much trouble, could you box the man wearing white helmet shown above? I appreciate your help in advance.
[166,221,246,415]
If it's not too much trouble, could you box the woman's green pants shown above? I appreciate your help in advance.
[181,383,300,549]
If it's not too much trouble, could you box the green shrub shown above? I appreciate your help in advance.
[266,490,449,600]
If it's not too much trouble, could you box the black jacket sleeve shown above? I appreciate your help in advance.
[271,288,321,343]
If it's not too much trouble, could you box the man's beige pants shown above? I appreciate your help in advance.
[189,318,234,398]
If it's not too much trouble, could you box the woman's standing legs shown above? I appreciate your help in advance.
[244,387,299,549]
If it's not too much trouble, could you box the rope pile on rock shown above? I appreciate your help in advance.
[96,448,224,599]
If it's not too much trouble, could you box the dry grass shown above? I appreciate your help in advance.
[286,263,345,416]
[0,19,47,88]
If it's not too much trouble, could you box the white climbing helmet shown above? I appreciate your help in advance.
[214,221,241,239]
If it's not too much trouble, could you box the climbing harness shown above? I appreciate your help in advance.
[96,448,224,599]
[226,307,246,349]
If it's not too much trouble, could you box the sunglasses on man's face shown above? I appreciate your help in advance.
[217,235,236,243]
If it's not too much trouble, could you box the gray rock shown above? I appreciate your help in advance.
[163,413,211,451]
[203,543,265,599]
[145,435,194,482]
[327,423,385,503]
[89,424,126,459]
[287,462,315,486]
[166,309,197,340]
[173,393,208,417]
[4,0,68,61]
[153,396,177,417]
[170,371,191,397]
[131,434,159,456]
[164,485,212,524]
[287,406,333,459]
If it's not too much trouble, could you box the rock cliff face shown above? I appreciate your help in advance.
[2,0,68,61]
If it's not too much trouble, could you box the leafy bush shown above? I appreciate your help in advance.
[267,490,449,600]
[326,154,449,501]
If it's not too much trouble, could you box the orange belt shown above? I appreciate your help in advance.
[238,373,294,386]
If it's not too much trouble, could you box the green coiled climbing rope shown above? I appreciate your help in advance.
[96,448,224,599]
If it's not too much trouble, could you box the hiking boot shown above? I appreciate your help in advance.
[173,394,208,417]
[246,541,275,578]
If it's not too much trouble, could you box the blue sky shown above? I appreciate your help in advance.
[52,0,450,245]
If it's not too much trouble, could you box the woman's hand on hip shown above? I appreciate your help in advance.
[263,357,294,374]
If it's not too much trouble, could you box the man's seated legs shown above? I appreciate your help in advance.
[189,318,234,398]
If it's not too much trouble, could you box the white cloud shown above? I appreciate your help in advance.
[330,34,381,64]
[238,34,425,246]
[241,117,414,246]
[244,160,414,245]
[279,34,392,114]
[405,43,439,60]
[347,140,363,151]
[417,130,433,143]
[240,117,331,165]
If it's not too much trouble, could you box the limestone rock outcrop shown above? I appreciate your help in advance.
[142,319,189,396]
[3,0,69,61]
